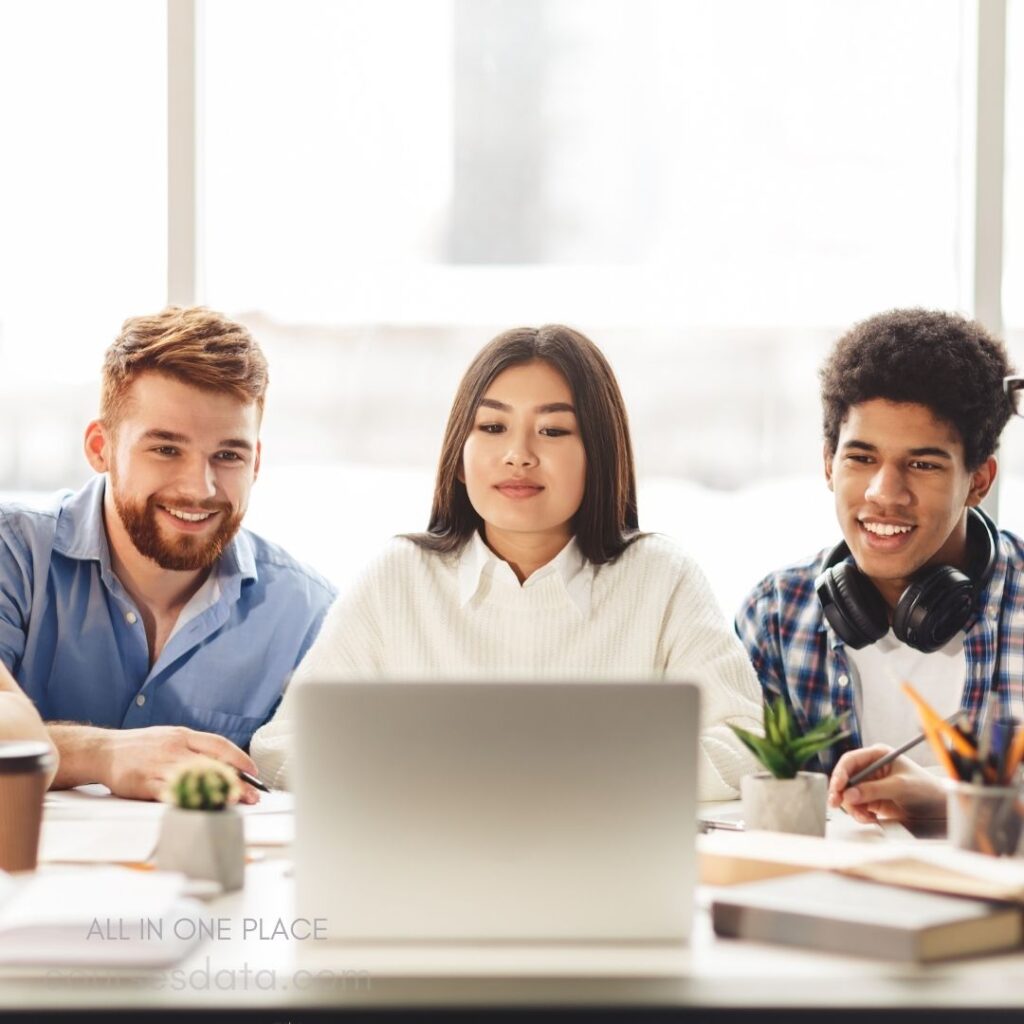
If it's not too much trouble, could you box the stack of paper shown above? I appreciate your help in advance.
[0,867,202,966]
[39,787,297,863]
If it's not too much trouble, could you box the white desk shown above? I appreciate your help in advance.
[3,798,1024,1020]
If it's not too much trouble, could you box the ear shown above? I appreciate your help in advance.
[966,455,997,506]
[823,442,834,492]
[84,420,111,473]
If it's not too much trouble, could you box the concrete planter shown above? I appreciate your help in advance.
[740,771,827,836]
[156,806,245,891]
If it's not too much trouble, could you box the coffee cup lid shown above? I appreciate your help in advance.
[0,741,55,774]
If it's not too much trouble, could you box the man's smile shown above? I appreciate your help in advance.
[159,505,218,523]
[156,503,224,534]
[856,517,917,552]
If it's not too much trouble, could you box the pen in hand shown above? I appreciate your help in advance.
[236,767,271,793]
[844,710,966,788]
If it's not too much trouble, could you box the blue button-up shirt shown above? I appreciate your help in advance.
[0,475,336,749]
[735,529,1024,773]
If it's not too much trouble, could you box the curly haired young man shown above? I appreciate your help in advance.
[736,308,1020,823]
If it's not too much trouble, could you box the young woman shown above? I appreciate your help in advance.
[251,325,762,797]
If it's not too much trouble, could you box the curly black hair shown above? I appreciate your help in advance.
[820,308,1015,469]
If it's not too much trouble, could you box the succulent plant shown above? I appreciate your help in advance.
[163,756,241,811]
[729,695,850,780]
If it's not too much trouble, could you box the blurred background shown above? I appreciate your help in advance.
[0,0,1021,613]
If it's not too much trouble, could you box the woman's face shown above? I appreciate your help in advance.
[461,359,587,549]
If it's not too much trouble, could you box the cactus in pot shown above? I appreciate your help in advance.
[156,757,245,891]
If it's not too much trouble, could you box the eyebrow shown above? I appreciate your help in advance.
[141,429,254,452]
[478,399,576,414]
[842,440,953,460]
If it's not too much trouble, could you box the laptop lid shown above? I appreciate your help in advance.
[294,680,699,942]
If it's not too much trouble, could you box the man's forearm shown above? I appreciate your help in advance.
[0,693,49,743]
[0,667,60,787]
[46,723,110,790]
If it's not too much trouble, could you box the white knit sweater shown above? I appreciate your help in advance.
[251,532,763,798]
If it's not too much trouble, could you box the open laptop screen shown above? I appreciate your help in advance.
[294,679,700,943]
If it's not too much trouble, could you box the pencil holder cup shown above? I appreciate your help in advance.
[945,781,1024,857]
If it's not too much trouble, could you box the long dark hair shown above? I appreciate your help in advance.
[408,325,640,564]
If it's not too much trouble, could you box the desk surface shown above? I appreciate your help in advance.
[3,797,1024,1020]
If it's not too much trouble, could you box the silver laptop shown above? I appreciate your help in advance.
[294,680,699,943]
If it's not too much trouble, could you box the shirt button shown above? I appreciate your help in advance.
[126,612,138,624]
[135,694,146,707]
[837,674,850,687]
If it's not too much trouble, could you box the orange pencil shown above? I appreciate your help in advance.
[900,682,965,781]
[900,682,978,760]
[905,684,999,778]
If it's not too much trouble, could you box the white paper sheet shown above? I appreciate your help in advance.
[39,819,161,863]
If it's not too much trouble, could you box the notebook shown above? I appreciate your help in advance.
[294,679,700,942]
[711,870,1023,962]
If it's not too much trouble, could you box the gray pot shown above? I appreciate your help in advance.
[156,806,245,891]
[740,771,827,836]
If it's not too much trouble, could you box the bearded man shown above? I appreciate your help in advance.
[0,307,335,799]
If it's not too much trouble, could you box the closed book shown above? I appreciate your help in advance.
[711,871,1023,963]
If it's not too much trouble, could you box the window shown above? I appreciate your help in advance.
[0,0,165,486]
[201,0,968,490]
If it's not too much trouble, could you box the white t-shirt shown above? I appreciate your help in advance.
[846,629,965,767]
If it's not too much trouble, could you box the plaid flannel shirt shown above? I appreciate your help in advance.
[734,528,1024,774]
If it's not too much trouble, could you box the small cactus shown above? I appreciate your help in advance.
[163,756,241,811]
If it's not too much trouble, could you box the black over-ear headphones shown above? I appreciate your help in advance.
[814,506,999,654]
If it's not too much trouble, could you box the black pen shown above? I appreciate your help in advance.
[845,710,965,788]
[236,767,271,793]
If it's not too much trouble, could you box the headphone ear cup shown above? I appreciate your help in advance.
[816,563,889,649]
[892,566,974,653]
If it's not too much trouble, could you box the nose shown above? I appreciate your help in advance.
[178,454,218,501]
[864,462,911,508]
[503,429,538,469]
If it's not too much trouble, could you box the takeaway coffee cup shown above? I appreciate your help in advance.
[0,741,54,872]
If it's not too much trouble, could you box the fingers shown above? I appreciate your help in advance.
[185,730,258,775]
[841,777,897,808]
[828,744,894,807]
[840,799,880,824]
[181,729,262,803]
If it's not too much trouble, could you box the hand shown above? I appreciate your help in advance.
[828,744,946,824]
[94,726,262,803]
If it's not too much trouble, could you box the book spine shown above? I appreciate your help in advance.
[712,903,912,961]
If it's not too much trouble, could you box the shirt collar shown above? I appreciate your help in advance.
[53,474,257,585]
[974,531,1010,632]
[457,531,593,616]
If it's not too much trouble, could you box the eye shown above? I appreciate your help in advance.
[477,423,505,434]
[152,446,180,457]
[910,460,941,471]
[844,454,873,464]
[215,450,244,462]
[539,427,571,437]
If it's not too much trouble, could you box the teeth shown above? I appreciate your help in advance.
[163,507,213,522]
[862,521,913,537]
